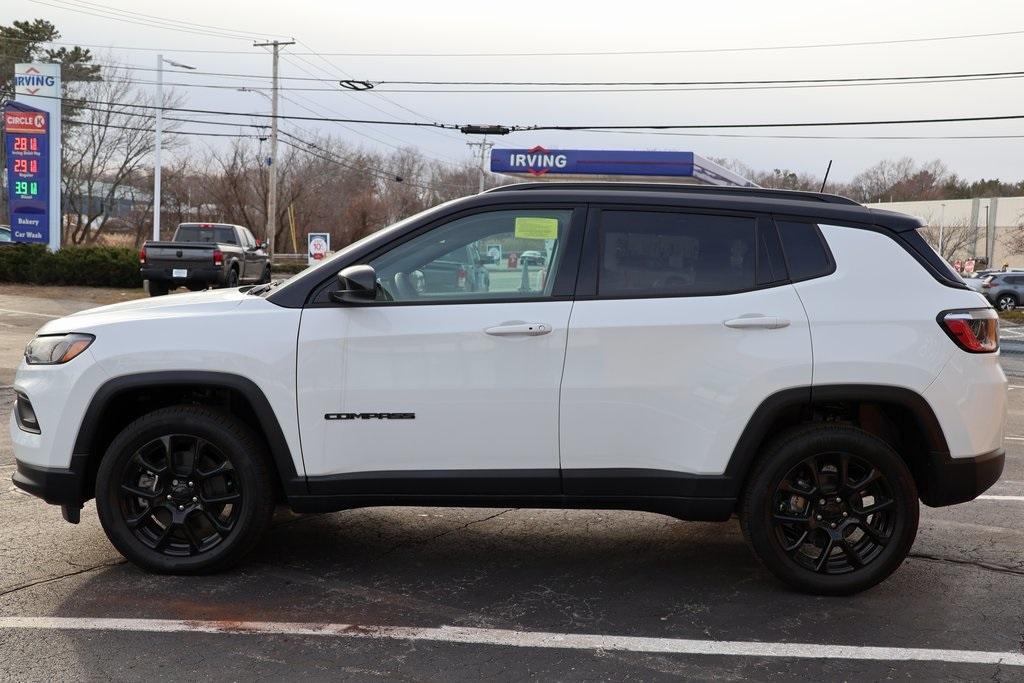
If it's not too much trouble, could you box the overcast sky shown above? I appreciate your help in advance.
[6,0,1024,182]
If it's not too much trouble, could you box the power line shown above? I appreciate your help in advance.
[32,93,1024,131]
[63,118,262,138]
[574,128,1024,141]
[267,28,1024,57]
[7,27,1024,56]
[26,0,286,42]
[119,73,1024,94]
[92,62,1024,88]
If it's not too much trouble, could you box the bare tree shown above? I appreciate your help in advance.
[61,66,182,244]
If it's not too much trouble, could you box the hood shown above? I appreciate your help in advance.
[37,287,251,335]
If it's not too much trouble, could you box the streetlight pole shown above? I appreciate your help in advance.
[153,55,195,241]
[253,40,295,259]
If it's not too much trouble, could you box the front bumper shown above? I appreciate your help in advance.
[920,448,1005,507]
[12,455,89,522]
[12,456,87,506]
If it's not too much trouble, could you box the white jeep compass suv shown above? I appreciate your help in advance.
[11,183,1006,595]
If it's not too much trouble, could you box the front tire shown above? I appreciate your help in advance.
[739,425,919,595]
[95,405,275,574]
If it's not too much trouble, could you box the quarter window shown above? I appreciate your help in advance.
[597,211,756,297]
[776,221,832,281]
[368,209,573,302]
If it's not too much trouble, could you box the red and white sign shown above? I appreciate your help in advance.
[307,232,330,266]
[964,259,976,274]
[4,110,47,135]
[953,259,963,273]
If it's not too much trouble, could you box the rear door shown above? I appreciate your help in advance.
[559,207,812,493]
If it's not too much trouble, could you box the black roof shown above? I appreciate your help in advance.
[487,181,860,205]
[481,182,923,232]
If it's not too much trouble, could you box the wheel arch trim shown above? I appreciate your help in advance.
[726,384,950,492]
[72,371,305,498]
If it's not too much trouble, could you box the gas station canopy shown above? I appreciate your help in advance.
[490,147,756,186]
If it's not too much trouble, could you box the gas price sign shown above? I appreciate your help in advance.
[4,104,50,244]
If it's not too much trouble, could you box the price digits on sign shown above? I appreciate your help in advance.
[12,136,38,152]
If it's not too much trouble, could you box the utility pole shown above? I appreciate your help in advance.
[465,136,494,193]
[938,203,946,258]
[253,40,295,257]
[154,55,196,240]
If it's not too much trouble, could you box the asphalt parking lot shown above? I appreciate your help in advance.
[1,289,1023,680]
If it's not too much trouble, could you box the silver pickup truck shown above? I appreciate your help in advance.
[139,222,270,296]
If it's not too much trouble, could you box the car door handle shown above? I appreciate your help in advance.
[485,322,552,336]
[723,315,790,329]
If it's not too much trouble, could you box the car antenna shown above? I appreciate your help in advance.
[820,160,833,193]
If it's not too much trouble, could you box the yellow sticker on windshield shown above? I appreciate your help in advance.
[514,217,559,240]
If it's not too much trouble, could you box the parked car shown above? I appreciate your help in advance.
[0,224,11,242]
[519,250,545,266]
[12,183,1005,595]
[980,272,1024,310]
[417,242,490,294]
[139,222,270,296]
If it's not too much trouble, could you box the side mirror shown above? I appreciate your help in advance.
[330,264,377,304]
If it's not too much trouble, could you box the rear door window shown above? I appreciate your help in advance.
[597,211,756,297]
[776,221,833,282]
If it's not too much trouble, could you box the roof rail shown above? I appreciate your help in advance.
[484,182,861,206]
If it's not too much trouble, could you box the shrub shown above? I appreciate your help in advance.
[0,244,142,288]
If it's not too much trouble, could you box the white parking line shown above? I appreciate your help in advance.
[0,308,59,319]
[977,495,1024,502]
[0,617,1022,666]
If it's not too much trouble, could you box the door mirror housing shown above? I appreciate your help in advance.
[330,264,377,304]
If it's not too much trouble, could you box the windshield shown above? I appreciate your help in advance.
[266,199,463,297]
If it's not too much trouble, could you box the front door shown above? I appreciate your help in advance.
[559,208,812,495]
[296,207,584,495]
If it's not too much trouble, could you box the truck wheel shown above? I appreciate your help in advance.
[226,268,239,288]
[95,405,275,574]
[148,280,168,297]
[739,424,919,595]
[259,264,272,284]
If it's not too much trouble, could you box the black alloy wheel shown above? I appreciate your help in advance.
[740,425,919,595]
[770,451,895,574]
[118,434,241,556]
[96,405,275,573]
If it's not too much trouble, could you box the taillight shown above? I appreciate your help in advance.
[138,247,146,265]
[457,266,467,289]
[939,309,999,353]
[213,249,223,266]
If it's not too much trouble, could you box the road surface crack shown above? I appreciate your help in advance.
[909,551,1024,577]
[0,559,125,599]
[376,508,515,560]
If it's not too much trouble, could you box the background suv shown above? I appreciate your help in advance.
[11,183,1005,595]
[980,272,1024,310]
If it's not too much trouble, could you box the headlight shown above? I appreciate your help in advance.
[24,333,95,365]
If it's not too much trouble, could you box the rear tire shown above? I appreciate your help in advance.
[739,424,919,595]
[259,264,272,284]
[147,280,168,297]
[95,405,275,574]
[226,267,239,288]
